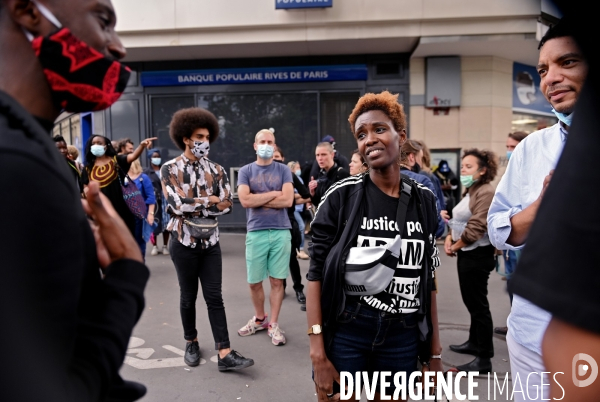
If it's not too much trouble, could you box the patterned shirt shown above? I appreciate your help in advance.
[161,154,232,249]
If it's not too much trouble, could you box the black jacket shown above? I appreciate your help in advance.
[0,91,149,402]
[310,163,350,207]
[307,172,438,363]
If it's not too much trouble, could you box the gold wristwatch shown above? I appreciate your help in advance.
[308,324,322,335]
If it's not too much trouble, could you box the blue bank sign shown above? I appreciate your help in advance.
[276,0,332,9]
[141,65,367,87]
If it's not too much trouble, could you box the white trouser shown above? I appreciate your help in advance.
[506,331,551,401]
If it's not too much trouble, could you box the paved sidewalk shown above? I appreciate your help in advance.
[120,234,512,402]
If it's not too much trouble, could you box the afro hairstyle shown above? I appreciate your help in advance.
[169,107,220,150]
[348,91,406,136]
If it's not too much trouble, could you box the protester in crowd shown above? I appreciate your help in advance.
[400,139,445,238]
[53,135,82,193]
[144,148,170,256]
[441,149,498,373]
[506,6,600,399]
[413,139,446,212]
[308,135,350,182]
[506,131,528,162]
[308,142,350,208]
[434,159,460,213]
[348,149,368,175]
[237,129,294,346]
[306,91,442,401]
[117,137,134,155]
[66,144,84,171]
[162,107,254,371]
[493,131,529,336]
[272,147,310,310]
[82,134,155,235]
[287,160,311,259]
[128,159,156,259]
[0,0,150,400]
[488,18,589,401]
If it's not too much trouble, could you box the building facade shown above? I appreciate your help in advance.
[54,0,559,227]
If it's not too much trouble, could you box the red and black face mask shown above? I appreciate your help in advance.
[26,2,130,113]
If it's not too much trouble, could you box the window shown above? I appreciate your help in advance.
[511,112,557,133]
[320,92,361,164]
[150,96,195,160]
[198,93,318,172]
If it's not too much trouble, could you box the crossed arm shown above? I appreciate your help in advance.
[238,182,294,209]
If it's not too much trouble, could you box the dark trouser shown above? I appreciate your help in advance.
[134,218,146,259]
[169,239,230,350]
[286,247,304,292]
[457,244,495,358]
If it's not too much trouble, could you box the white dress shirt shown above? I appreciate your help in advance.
[487,122,567,355]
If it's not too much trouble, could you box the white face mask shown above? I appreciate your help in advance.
[190,141,210,159]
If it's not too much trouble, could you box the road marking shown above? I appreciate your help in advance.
[127,348,155,359]
[128,336,145,348]
[124,338,206,369]
[163,345,185,356]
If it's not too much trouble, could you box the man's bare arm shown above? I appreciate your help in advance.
[237,185,279,208]
[506,200,541,246]
[263,182,294,209]
[295,194,311,205]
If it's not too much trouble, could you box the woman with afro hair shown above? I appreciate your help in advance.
[161,107,254,372]
[306,91,443,401]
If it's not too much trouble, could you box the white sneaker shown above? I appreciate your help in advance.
[150,246,158,256]
[268,323,286,346]
[162,246,169,255]
[297,250,309,260]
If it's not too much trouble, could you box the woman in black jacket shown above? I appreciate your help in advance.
[306,91,443,401]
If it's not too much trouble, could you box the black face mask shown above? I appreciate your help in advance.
[412,163,421,173]
[27,2,130,113]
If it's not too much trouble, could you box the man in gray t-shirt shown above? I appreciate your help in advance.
[237,129,294,346]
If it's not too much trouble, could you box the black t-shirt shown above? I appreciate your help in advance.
[347,176,433,314]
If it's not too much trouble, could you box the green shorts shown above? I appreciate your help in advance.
[245,229,291,284]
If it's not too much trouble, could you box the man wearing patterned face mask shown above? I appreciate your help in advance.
[0,1,149,402]
[237,129,294,346]
[161,107,254,371]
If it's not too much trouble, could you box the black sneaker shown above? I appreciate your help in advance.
[184,341,201,367]
[295,290,306,304]
[218,350,254,372]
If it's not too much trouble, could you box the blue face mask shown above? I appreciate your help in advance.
[506,151,513,161]
[295,169,301,176]
[551,108,574,127]
[256,144,274,159]
[151,157,161,166]
[91,144,106,157]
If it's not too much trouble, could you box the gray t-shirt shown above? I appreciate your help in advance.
[238,161,293,231]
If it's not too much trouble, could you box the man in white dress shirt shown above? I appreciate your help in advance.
[487,18,588,401]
